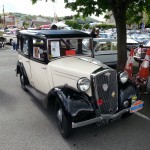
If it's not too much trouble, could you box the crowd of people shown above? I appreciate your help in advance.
[1,24,58,51]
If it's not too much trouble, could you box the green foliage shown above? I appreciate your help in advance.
[65,20,82,29]
[64,0,110,17]
[0,24,3,28]
[95,24,115,29]
[64,16,73,20]
[83,23,90,29]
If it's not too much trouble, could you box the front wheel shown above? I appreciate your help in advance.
[146,77,150,93]
[55,100,72,138]
[121,112,132,118]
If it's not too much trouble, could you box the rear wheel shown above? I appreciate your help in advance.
[55,100,72,138]
[20,72,27,91]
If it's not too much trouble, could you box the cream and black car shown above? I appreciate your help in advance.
[16,29,143,138]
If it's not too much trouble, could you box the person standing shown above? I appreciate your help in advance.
[12,29,19,52]
[95,28,100,38]
[12,38,17,52]
[50,24,58,30]
[90,27,97,38]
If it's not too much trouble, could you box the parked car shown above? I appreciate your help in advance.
[98,33,138,51]
[130,33,150,44]
[134,40,150,62]
[16,29,143,138]
[83,38,118,66]
[0,30,6,48]
[99,32,115,39]
[0,36,6,48]
[126,35,139,51]
[3,28,18,45]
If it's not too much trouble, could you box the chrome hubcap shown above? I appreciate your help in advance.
[21,75,24,84]
[57,109,62,123]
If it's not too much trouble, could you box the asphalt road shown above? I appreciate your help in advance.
[0,46,150,150]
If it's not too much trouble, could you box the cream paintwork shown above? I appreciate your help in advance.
[19,53,106,96]
[49,56,105,96]
[18,54,34,86]
[29,60,52,94]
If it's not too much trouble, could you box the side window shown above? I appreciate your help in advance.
[19,36,29,55]
[32,38,46,61]
[23,38,29,55]
[48,40,61,59]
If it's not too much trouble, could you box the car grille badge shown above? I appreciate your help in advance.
[102,84,108,91]
[105,72,111,77]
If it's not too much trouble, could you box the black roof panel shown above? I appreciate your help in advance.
[19,29,91,38]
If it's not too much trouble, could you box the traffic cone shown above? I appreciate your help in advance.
[137,48,150,79]
[124,48,135,79]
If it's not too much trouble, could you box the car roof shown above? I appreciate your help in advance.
[19,29,91,39]
[93,38,117,42]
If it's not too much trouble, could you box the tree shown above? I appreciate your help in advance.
[31,0,150,71]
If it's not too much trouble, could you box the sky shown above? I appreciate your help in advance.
[1,0,104,21]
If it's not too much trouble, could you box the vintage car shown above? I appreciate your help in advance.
[16,29,143,138]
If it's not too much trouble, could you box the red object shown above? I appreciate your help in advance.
[65,50,76,55]
[136,49,150,79]
[97,99,103,106]
[39,25,50,29]
[124,48,135,79]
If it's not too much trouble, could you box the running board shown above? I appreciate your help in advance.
[25,85,46,103]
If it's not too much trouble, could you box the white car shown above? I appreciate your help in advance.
[16,29,143,138]
[3,28,18,45]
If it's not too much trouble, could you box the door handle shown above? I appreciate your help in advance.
[41,67,46,69]
[25,60,29,62]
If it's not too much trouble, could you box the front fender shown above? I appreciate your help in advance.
[118,81,140,109]
[16,61,25,75]
[16,61,29,84]
[48,86,95,122]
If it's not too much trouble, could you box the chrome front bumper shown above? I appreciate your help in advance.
[72,108,130,128]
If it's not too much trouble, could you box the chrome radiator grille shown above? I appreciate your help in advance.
[91,69,118,114]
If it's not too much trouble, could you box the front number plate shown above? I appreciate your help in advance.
[130,100,144,113]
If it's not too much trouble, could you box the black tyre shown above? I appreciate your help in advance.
[20,72,27,91]
[121,112,132,118]
[55,100,72,138]
[146,77,150,93]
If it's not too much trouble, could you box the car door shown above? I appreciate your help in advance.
[18,35,34,86]
[29,37,51,94]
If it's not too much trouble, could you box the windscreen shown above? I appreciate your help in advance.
[47,37,92,59]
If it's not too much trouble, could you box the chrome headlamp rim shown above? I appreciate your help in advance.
[119,71,129,84]
[77,77,91,92]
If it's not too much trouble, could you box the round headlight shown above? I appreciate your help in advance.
[77,77,90,92]
[119,71,129,83]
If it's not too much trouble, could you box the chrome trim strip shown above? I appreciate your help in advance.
[72,108,130,128]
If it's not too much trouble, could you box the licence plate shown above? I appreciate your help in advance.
[130,100,144,113]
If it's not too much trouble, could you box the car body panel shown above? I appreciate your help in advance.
[15,29,143,136]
